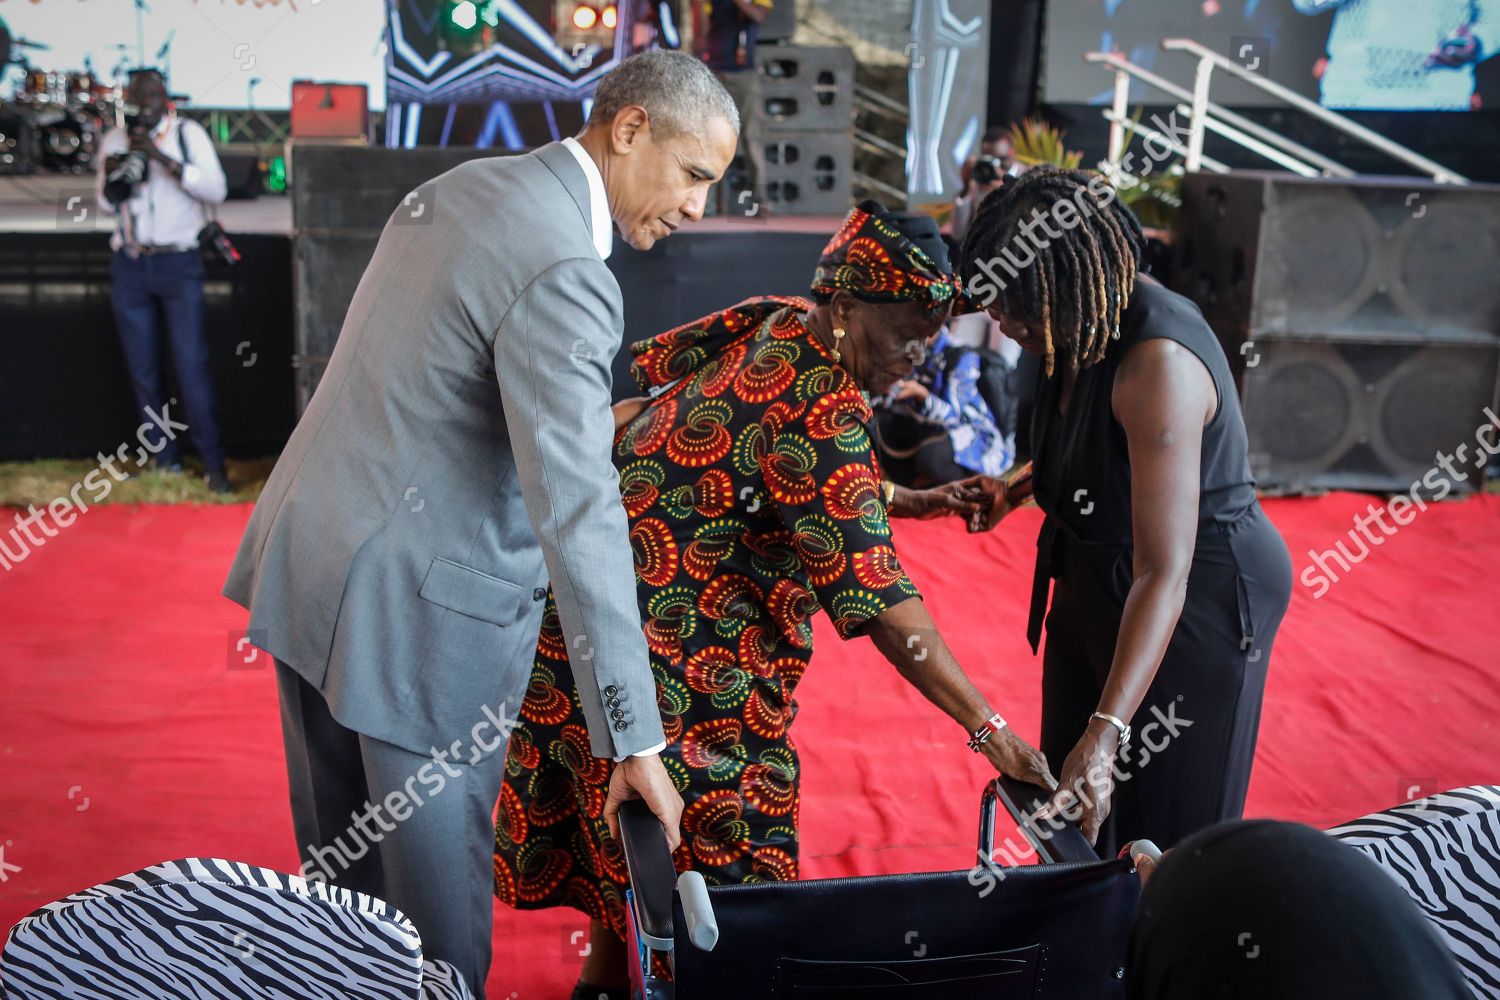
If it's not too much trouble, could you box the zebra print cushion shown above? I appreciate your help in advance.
[1328,785,1500,999]
[1,857,472,1000]
[419,959,473,1000]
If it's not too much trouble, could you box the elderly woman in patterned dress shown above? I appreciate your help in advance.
[494,201,1055,999]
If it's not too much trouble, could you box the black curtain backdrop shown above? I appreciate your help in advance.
[986,0,1046,130]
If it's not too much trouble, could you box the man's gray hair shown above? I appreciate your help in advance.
[589,50,741,139]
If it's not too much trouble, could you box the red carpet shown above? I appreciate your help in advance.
[1,495,1496,996]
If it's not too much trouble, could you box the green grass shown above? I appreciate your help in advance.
[0,458,275,507]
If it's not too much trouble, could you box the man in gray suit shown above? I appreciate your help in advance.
[224,51,738,996]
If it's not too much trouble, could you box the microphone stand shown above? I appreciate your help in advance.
[132,0,151,68]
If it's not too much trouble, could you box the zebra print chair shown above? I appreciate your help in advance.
[1328,785,1500,999]
[0,857,473,1000]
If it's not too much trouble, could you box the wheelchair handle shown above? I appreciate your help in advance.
[618,798,678,952]
[979,777,1101,865]
[676,870,719,952]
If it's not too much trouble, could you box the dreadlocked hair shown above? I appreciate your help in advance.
[959,166,1144,378]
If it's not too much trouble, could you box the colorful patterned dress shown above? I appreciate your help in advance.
[493,296,921,938]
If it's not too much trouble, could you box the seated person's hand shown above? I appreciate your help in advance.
[890,378,929,405]
[1129,841,1166,888]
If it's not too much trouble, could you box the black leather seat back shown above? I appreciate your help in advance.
[671,859,1139,999]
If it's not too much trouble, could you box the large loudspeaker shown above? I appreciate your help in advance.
[717,44,854,217]
[755,45,855,131]
[1173,172,1500,496]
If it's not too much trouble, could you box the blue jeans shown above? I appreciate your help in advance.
[109,249,224,472]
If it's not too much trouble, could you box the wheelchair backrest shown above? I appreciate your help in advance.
[671,857,1139,999]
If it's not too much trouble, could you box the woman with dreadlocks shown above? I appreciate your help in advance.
[955,167,1292,858]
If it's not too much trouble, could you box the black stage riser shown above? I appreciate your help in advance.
[0,234,296,462]
[1171,171,1500,496]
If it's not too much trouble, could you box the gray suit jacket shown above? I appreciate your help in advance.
[224,142,662,760]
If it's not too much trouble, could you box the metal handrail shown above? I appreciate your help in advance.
[1101,110,1230,173]
[852,170,909,204]
[853,83,909,123]
[854,127,906,160]
[1085,51,1352,178]
[1170,104,1321,177]
[1159,37,1469,184]
[852,84,910,207]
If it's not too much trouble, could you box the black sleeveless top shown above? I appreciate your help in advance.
[1026,280,1259,649]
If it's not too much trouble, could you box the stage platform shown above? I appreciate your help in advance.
[0,175,294,235]
[0,174,846,237]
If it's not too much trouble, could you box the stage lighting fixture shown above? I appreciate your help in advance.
[601,4,618,29]
[450,0,479,31]
[572,5,599,29]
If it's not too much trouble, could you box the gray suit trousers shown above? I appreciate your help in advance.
[276,660,523,1000]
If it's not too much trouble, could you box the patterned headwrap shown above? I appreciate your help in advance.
[809,199,965,315]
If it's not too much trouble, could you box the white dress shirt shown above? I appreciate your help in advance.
[560,136,613,260]
[560,136,663,760]
[96,113,228,253]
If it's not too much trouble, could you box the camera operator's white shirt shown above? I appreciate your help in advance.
[95,112,228,253]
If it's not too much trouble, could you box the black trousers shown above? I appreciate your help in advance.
[1038,504,1292,858]
[109,249,225,472]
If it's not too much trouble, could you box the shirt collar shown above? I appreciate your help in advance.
[561,136,613,260]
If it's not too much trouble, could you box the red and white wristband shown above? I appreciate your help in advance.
[967,713,1008,752]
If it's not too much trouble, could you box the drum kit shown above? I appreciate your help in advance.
[1,39,136,175]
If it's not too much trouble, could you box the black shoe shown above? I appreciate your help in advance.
[206,470,232,494]
[570,983,631,1000]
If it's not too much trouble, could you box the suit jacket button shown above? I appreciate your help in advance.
[607,697,620,708]
[611,709,625,720]
[533,588,547,601]
[603,685,618,697]
[614,721,627,732]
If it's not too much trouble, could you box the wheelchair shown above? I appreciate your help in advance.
[618,781,1500,1000]
[616,778,1150,1000]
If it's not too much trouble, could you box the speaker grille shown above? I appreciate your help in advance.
[1373,348,1498,473]
[1244,344,1363,474]
[1266,187,1382,327]
[1242,339,1498,495]
[1392,201,1500,335]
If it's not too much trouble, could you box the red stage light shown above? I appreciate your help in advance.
[572,4,599,29]
[601,4,618,29]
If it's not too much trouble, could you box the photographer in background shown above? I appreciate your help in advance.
[950,126,1013,243]
[96,67,230,493]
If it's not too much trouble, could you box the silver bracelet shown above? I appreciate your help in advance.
[1090,711,1132,749]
